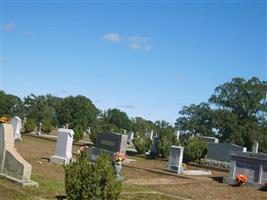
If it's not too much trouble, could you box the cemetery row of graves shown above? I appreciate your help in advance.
[0,115,267,199]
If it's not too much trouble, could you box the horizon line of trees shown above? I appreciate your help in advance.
[0,76,266,152]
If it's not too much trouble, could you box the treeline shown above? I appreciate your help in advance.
[0,76,266,152]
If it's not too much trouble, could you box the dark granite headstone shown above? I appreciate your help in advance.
[88,132,127,162]
[224,151,267,187]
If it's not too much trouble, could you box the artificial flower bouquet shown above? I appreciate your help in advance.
[113,152,127,165]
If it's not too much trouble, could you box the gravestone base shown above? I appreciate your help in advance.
[183,170,212,176]
[223,176,263,188]
[88,147,114,162]
[50,155,70,165]
[116,175,125,181]
[0,172,39,187]
[166,164,183,174]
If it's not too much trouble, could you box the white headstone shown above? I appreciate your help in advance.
[50,128,74,165]
[175,130,180,139]
[9,116,22,140]
[242,147,247,152]
[145,130,154,140]
[127,132,134,144]
[166,145,184,174]
[252,141,259,153]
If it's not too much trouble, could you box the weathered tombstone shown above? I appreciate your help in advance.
[37,122,42,135]
[207,143,243,162]
[243,147,247,152]
[127,132,134,144]
[252,141,259,153]
[88,132,127,162]
[145,130,153,140]
[0,124,38,186]
[224,151,267,187]
[175,130,180,140]
[150,136,158,157]
[166,146,184,174]
[9,116,22,140]
[199,136,219,143]
[50,128,74,165]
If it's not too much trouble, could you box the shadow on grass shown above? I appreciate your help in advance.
[212,176,224,183]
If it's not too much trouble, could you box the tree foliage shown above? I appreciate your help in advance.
[65,153,121,200]
[0,91,24,118]
[176,77,267,152]
[184,137,207,162]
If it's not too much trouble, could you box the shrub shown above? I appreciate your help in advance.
[156,129,178,158]
[41,120,53,134]
[73,126,84,141]
[184,137,207,162]
[24,118,36,132]
[132,136,152,154]
[65,153,121,200]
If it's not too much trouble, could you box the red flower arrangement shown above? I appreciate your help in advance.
[235,174,248,185]
[113,152,127,165]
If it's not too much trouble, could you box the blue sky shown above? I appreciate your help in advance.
[1,1,266,124]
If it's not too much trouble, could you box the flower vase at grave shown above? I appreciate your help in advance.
[114,163,122,176]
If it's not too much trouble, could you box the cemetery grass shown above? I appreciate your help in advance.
[0,136,266,200]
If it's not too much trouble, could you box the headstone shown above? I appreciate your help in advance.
[88,132,127,162]
[50,128,74,165]
[224,151,267,187]
[243,147,247,152]
[252,141,259,153]
[175,130,180,140]
[0,124,38,186]
[199,136,219,143]
[9,116,22,140]
[127,132,134,144]
[207,143,243,162]
[166,146,184,174]
[145,130,153,140]
[37,122,42,135]
[150,136,158,157]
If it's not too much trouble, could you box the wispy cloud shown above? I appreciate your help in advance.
[103,33,152,51]
[128,36,152,51]
[103,33,122,42]
[119,104,136,109]
[2,23,16,32]
[176,75,184,80]
[94,99,103,103]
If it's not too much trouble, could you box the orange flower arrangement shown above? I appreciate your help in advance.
[0,117,10,123]
[235,174,248,185]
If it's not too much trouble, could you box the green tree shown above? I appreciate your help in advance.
[24,118,36,132]
[104,109,132,131]
[58,95,99,140]
[184,137,207,162]
[156,128,178,158]
[209,77,267,150]
[175,102,214,137]
[0,91,24,118]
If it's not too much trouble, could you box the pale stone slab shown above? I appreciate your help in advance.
[183,170,211,176]
[50,128,74,165]
[0,124,37,186]
[166,146,184,174]
[9,116,22,140]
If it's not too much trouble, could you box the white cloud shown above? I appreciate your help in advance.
[176,75,184,80]
[2,23,16,32]
[103,33,122,42]
[143,45,152,51]
[129,43,140,49]
[119,104,136,109]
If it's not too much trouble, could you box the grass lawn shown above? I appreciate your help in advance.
[0,135,266,200]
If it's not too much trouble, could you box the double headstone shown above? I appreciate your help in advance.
[50,128,74,165]
[9,116,22,140]
[88,132,127,162]
[0,124,38,186]
[166,146,184,174]
[224,151,267,187]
